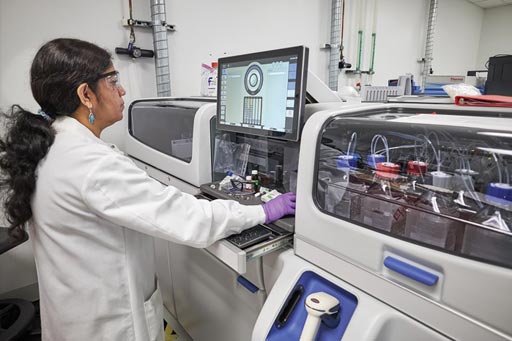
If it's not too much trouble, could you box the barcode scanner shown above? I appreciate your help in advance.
[300,291,341,341]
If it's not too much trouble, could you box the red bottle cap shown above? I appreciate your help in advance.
[376,162,400,179]
[407,160,427,176]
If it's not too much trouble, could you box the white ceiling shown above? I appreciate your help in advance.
[466,0,512,8]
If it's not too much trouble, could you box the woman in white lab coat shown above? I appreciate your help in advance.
[0,38,295,341]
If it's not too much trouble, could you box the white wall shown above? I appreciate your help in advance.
[477,4,512,68]
[0,0,157,149]
[360,0,429,86]
[344,0,484,87]
[167,0,331,96]
[433,0,483,74]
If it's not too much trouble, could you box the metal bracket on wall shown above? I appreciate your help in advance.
[321,43,341,50]
[345,70,374,75]
[122,19,176,31]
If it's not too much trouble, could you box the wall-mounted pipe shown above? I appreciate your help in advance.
[368,0,378,75]
[150,0,171,97]
[356,30,363,73]
[355,0,366,74]
[369,33,376,74]
[421,0,438,93]
[328,0,343,90]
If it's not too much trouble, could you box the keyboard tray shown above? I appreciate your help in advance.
[197,186,294,274]
[227,225,273,249]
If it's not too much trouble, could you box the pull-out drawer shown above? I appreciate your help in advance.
[197,192,293,274]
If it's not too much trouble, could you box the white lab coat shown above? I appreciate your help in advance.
[29,116,265,341]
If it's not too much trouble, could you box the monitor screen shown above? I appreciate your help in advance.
[217,46,308,141]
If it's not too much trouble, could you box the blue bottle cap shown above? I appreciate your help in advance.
[486,182,512,202]
[347,152,361,160]
[366,154,385,169]
[337,155,357,169]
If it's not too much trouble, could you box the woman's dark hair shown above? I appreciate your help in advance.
[0,38,111,238]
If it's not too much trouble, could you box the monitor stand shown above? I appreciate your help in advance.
[306,71,345,103]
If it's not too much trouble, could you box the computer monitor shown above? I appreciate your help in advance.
[485,55,512,96]
[216,46,309,141]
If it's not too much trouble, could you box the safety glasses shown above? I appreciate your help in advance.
[93,70,122,90]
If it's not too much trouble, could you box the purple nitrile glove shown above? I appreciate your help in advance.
[262,192,296,224]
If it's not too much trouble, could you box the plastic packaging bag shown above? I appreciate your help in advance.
[200,62,218,97]
[213,134,251,176]
[442,83,481,100]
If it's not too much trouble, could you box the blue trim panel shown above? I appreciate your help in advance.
[237,275,259,293]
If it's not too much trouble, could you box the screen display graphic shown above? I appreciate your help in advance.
[217,46,308,141]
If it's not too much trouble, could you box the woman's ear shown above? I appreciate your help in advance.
[76,83,94,109]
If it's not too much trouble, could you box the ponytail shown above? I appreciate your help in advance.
[0,38,111,240]
[0,105,55,237]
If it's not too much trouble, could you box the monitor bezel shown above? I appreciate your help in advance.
[216,45,309,142]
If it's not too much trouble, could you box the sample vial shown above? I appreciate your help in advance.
[244,175,254,192]
[275,165,283,188]
[251,170,260,192]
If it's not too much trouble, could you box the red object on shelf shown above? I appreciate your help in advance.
[376,162,400,179]
[455,95,512,107]
[407,161,428,176]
